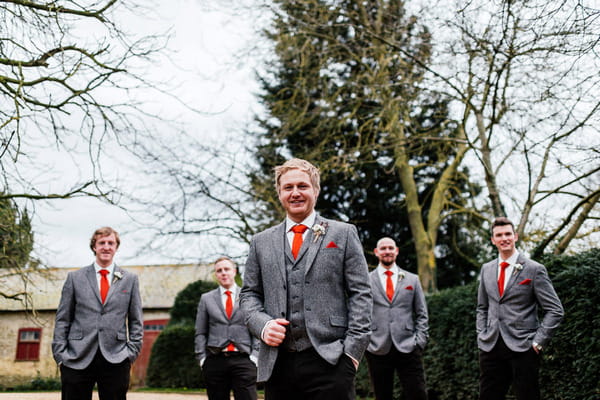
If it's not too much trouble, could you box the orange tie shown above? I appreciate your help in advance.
[498,261,510,297]
[291,224,309,259]
[384,270,394,301]
[99,269,109,304]
[225,290,235,351]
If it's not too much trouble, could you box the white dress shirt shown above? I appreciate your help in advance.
[497,251,520,292]
[94,262,115,290]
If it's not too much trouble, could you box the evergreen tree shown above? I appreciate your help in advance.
[0,195,34,270]
[249,0,488,289]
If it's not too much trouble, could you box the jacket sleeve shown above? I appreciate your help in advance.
[194,294,209,365]
[240,237,273,341]
[52,272,75,364]
[126,274,144,361]
[476,265,489,334]
[413,277,429,349]
[532,264,564,346]
[341,225,373,361]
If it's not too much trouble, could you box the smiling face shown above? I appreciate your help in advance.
[374,238,399,268]
[93,233,118,267]
[491,224,519,259]
[277,168,319,223]
[214,259,237,289]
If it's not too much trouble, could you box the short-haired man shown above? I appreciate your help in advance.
[53,227,143,400]
[477,217,564,400]
[365,237,429,400]
[195,256,258,400]
[240,158,372,400]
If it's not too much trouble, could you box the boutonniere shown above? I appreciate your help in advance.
[312,222,328,243]
[398,271,406,281]
[113,270,123,283]
[512,263,523,275]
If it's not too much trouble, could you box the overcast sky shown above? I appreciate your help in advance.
[31,1,266,268]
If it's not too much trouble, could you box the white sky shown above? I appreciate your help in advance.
[30,0,267,268]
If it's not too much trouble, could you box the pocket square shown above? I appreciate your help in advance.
[405,285,414,290]
[519,279,532,285]
[326,241,338,248]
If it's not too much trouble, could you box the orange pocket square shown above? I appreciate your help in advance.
[519,279,532,285]
[326,241,338,248]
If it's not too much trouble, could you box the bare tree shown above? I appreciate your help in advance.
[1,0,167,202]
[399,0,600,255]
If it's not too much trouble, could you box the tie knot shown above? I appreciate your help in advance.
[99,269,109,277]
[291,224,308,234]
[225,290,232,296]
[500,261,510,269]
[384,270,393,277]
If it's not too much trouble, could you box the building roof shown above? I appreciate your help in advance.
[0,264,214,311]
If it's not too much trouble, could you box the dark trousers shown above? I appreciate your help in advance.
[365,347,428,400]
[203,352,257,400]
[265,347,357,400]
[60,350,130,400]
[479,336,540,400]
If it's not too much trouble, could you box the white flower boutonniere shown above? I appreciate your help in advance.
[512,264,523,275]
[312,222,328,243]
[113,270,123,283]
[398,271,406,280]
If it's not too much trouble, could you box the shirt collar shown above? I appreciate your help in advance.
[376,264,400,276]
[499,250,519,266]
[219,285,238,295]
[94,262,114,274]
[285,211,317,232]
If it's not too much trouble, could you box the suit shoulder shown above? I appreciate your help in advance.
[252,223,283,241]
[518,255,544,269]
[402,270,420,281]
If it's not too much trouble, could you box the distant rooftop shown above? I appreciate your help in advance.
[0,264,214,312]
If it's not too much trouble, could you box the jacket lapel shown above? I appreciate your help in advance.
[304,217,325,275]
[85,264,102,304]
[104,265,124,304]
[485,260,501,300]
[503,255,526,297]
[273,222,288,284]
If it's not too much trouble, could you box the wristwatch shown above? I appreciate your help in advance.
[533,342,543,352]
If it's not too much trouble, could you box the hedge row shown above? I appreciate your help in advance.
[147,249,600,399]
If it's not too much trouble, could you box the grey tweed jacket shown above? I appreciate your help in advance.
[367,268,428,355]
[52,264,143,369]
[194,286,259,364]
[240,215,373,382]
[476,253,563,352]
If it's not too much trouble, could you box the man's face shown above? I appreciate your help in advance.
[93,233,118,267]
[374,238,399,268]
[214,260,237,289]
[491,224,518,256]
[277,168,319,223]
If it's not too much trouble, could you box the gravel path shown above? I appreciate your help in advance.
[0,392,208,400]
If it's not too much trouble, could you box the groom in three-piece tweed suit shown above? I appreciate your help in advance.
[477,217,563,400]
[240,158,373,400]
[53,227,143,400]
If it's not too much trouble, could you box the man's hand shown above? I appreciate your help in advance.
[262,318,289,347]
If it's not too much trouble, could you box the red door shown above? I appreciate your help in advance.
[132,319,168,386]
